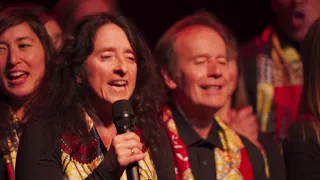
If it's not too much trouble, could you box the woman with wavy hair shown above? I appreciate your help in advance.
[0,9,56,180]
[16,12,175,180]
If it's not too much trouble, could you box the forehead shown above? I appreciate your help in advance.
[173,25,226,57]
[93,23,132,49]
[0,22,38,41]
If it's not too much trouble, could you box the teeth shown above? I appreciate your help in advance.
[110,80,126,86]
[8,72,26,77]
[203,85,221,90]
[210,86,220,89]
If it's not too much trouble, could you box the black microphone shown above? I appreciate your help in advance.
[112,100,140,180]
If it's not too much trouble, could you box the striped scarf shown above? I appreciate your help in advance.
[61,113,157,180]
[161,106,270,180]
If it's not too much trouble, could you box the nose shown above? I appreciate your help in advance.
[8,48,20,66]
[113,56,128,77]
[207,59,222,79]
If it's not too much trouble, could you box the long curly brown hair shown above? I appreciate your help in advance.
[25,12,166,161]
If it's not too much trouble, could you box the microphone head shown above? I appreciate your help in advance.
[112,100,134,133]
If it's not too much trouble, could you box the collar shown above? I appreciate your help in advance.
[169,103,223,149]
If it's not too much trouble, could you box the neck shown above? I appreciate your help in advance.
[92,102,114,127]
[174,99,216,139]
[89,99,117,149]
[215,99,232,125]
[84,89,114,127]
[9,99,27,121]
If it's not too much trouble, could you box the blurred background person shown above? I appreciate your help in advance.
[54,0,118,33]
[215,26,286,180]
[239,0,320,142]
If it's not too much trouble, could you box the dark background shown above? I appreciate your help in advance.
[2,0,274,48]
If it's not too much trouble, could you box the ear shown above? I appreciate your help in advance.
[161,67,177,90]
[76,75,83,84]
[76,70,83,84]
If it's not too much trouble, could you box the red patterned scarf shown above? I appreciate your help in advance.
[161,106,261,180]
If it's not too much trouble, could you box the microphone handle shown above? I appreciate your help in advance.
[122,127,140,180]
[126,162,140,180]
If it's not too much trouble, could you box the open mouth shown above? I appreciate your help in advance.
[291,11,305,27]
[6,71,29,84]
[201,85,223,90]
[294,11,304,19]
[108,80,128,91]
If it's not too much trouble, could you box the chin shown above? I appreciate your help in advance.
[7,92,32,101]
[290,29,308,42]
[107,96,131,104]
[199,99,226,110]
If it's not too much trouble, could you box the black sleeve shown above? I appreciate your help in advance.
[0,153,6,180]
[15,120,120,180]
[259,132,286,180]
[283,121,320,180]
[153,126,176,180]
[15,120,63,180]
[240,135,268,180]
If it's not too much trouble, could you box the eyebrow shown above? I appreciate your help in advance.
[216,54,227,58]
[98,47,135,55]
[0,41,9,47]
[190,54,210,60]
[16,36,34,42]
[190,53,227,60]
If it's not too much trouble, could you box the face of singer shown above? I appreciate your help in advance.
[0,23,45,101]
[79,23,137,104]
[164,25,230,110]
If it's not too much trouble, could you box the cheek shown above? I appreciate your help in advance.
[131,64,138,84]
[28,52,46,78]
[85,65,104,86]
[0,59,6,72]
[179,69,201,90]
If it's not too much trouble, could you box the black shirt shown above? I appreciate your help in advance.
[283,119,320,180]
[170,104,268,180]
[15,119,176,180]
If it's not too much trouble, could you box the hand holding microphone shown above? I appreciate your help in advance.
[108,100,143,180]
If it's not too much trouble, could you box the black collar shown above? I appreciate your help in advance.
[169,104,223,149]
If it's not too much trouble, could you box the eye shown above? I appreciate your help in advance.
[101,53,115,61]
[101,55,112,59]
[127,56,136,62]
[18,44,31,50]
[0,46,8,55]
[194,57,207,65]
[217,56,228,65]
[125,52,136,62]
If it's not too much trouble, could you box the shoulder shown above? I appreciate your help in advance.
[284,119,320,151]
[20,119,60,154]
[23,120,48,140]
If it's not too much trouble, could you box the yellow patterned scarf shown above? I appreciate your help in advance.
[162,106,270,180]
[62,113,157,180]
